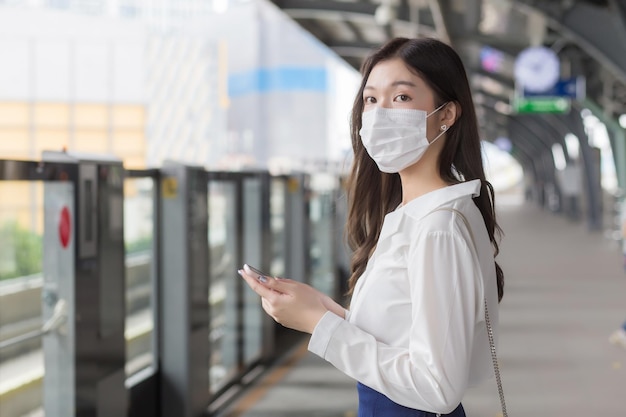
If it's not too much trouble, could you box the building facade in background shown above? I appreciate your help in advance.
[0,0,357,171]
[0,0,359,232]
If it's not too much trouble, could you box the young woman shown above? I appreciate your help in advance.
[239,37,504,417]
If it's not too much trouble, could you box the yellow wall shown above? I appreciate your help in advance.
[0,101,146,232]
[0,101,145,164]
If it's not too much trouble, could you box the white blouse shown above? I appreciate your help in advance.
[308,179,499,414]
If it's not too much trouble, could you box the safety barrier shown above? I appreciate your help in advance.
[0,254,152,417]
[0,157,348,417]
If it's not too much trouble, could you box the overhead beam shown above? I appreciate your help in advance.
[507,115,550,155]
[500,130,534,171]
[297,18,334,44]
[326,39,379,50]
[325,40,378,60]
[480,106,545,158]
[471,68,515,88]
[462,0,481,34]
[475,91,514,117]
[510,144,534,168]
[273,0,377,15]
[466,34,529,56]
[274,0,435,28]
[517,115,561,150]
[509,121,557,191]
[508,134,537,162]
[471,75,514,102]
[343,20,365,44]
[608,0,626,36]
[427,0,451,44]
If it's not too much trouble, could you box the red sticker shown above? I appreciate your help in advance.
[59,206,71,249]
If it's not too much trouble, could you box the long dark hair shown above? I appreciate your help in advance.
[345,37,504,302]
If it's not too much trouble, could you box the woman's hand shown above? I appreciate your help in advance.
[238,264,344,334]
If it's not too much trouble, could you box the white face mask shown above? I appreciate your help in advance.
[359,102,448,173]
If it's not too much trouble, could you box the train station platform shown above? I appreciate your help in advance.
[217,199,626,417]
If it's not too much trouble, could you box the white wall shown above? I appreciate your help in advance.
[0,7,144,103]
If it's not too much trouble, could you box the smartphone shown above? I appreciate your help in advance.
[244,264,271,283]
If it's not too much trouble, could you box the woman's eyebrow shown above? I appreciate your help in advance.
[391,80,417,87]
[363,80,417,91]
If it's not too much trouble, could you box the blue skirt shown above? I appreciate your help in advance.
[357,383,466,417]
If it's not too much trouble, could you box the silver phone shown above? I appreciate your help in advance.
[245,264,271,282]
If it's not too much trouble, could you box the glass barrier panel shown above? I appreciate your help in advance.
[333,185,351,300]
[242,177,263,364]
[309,174,336,297]
[123,177,156,377]
[270,178,286,278]
[0,181,45,417]
[208,181,238,393]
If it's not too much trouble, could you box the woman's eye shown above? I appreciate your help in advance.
[364,97,376,104]
[395,94,410,102]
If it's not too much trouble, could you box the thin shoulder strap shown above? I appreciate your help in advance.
[433,207,509,417]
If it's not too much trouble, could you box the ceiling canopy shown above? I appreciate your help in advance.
[270,0,626,159]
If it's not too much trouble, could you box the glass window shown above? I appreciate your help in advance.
[270,178,287,278]
[0,181,45,416]
[242,177,263,364]
[208,180,238,393]
[309,174,336,297]
[123,177,156,376]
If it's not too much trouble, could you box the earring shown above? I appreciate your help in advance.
[441,124,447,131]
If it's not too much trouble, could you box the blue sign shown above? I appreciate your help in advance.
[229,67,328,97]
[522,77,585,99]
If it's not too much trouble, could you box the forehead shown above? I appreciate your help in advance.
[365,58,428,89]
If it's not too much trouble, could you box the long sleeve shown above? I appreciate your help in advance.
[308,229,482,414]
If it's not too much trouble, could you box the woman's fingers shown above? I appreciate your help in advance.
[262,276,294,293]
[238,269,277,299]
[238,265,329,333]
[239,265,293,294]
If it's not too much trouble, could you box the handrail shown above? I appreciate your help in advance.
[0,252,153,352]
[0,300,66,352]
[0,274,43,296]
[0,329,46,351]
[0,252,151,296]
[0,160,43,180]
[0,159,77,181]
[126,168,160,179]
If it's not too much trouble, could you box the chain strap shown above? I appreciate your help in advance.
[484,300,508,417]
[434,208,508,417]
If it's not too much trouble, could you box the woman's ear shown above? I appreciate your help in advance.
[441,101,460,129]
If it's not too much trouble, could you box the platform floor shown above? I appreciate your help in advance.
[219,200,626,417]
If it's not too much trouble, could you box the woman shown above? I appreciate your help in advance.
[239,37,504,417]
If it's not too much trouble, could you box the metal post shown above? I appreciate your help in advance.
[42,169,76,417]
[159,161,209,417]
[42,151,127,417]
[285,173,308,284]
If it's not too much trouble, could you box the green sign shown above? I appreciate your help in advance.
[514,97,571,114]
